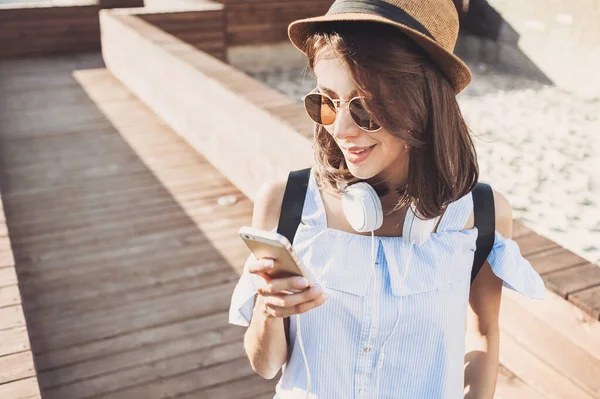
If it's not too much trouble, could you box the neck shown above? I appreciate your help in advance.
[367,162,409,196]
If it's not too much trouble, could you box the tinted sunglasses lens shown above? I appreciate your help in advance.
[304,94,336,125]
[349,99,381,131]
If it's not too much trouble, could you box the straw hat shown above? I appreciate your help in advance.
[288,0,472,94]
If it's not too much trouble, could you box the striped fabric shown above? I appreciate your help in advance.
[229,168,546,399]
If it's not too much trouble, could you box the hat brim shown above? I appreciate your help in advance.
[288,13,472,94]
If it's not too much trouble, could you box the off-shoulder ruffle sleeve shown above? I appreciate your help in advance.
[229,253,259,327]
[487,231,546,299]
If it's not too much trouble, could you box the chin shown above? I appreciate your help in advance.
[346,162,381,181]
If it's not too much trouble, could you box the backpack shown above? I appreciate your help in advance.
[276,168,495,285]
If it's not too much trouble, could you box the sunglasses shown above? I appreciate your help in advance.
[301,88,382,132]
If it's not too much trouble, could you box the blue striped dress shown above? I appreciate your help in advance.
[229,168,546,399]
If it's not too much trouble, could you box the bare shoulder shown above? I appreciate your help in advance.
[493,189,513,238]
[251,174,289,231]
[463,189,513,237]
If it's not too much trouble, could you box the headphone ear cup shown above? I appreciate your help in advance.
[364,184,384,231]
[403,205,440,244]
[403,205,417,243]
[341,182,383,233]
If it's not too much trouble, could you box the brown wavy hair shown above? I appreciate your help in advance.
[302,21,479,219]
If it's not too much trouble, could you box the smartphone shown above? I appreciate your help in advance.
[239,226,316,286]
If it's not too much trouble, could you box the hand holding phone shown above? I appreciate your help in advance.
[239,226,328,318]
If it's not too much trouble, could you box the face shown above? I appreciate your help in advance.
[313,56,409,186]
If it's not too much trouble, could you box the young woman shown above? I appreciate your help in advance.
[229,1,546,398]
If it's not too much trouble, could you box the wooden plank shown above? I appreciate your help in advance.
[569,285,600,321]
[0,351,37,385]
[10,207,249,257]
[17,232,224,279]
[43,346,249,399]
[0,5,99,22]
[0,237,11,251]
[7,184,243,236]
[34,311,229,372]
[0,24,99,41]
[253,394,277,399]
[0,305,26,331]
[515,233,561,257]
[0,376,41,399]
[500,289,600,397]
[493,366,546,399]
[29,282,235,353]
[0,266,17,287]
[26,268,236,329]
[39,326,243,390]
[528,247,590,275]
[2,167,211,202]
[513,220,534,240]
[5,183,240,231]
[499,329,594,398]
[0,326,31,358]
[544,264,600,298]
[140,11,225,25]
[0,146,202,188]
[175,375,276,399]
[28,279,235,336]
[145,19,226,33]
[227,28,289,47]
[0,252,15,269]
[5,182,241,235]
[2,168,215,210]
[15,222,244,273]
[11,213,249,265]
[13,213,250,263]
[0,284,22,308]
[19,248,247,308]
[503,288,600,362]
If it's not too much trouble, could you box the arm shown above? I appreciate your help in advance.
[243,178,289,379]
[464,190,512,398]
[242,178,328,379]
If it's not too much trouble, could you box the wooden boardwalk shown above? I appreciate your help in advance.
[0,53,599,399]
[0,53,276,398]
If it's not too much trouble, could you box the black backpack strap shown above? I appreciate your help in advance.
[277,168,312,245]
[471,182,496,285]
[277,168,312,347]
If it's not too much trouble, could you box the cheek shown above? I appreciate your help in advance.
[377,136,407,162]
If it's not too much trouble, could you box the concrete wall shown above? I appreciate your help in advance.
[100,9,314,200]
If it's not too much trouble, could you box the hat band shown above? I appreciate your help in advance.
[327,0,434,41]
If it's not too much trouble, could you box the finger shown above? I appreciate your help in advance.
[263,286,326,308]
[247,258,275,275]
[265,292,329,318]
[258,275,310,295]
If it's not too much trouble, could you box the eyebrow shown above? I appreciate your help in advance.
[317,85,358,99]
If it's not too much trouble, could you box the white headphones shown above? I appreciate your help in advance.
[339,181,440,242]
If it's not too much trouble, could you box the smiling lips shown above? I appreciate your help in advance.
[342,144,376,164]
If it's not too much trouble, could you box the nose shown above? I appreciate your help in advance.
[332,105,361,141]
